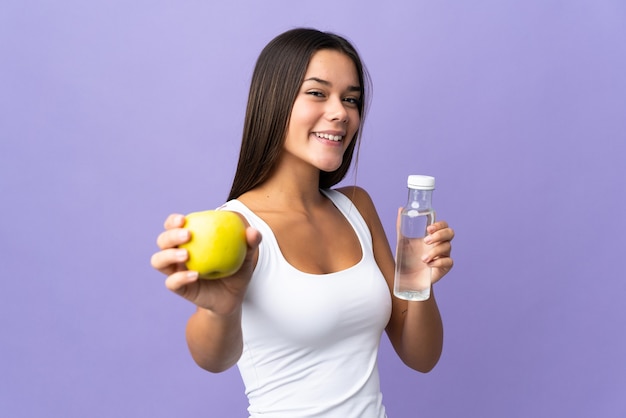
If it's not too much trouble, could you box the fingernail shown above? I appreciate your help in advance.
[179,229,189,240]
[424,235,432,244]
[187,271,198,280]
[176,249,187,261]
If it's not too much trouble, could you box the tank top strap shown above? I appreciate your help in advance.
[320,188,374,252]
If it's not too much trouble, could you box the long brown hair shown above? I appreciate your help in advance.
[227,28,370,201]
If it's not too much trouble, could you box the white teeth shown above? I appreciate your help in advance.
[315,132,343,141]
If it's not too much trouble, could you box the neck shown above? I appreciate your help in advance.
[256,176,322,205]
[244,162,328,211]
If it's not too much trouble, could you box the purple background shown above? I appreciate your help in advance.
[2,1,625,417]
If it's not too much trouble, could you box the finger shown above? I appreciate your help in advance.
[151,248,188,271]
[240,228,262,270]
[426,220,449,234]
[156,227,190,250]
[246,227,262,250]
[165,270,199,293]
[424,226,455,245]
[164,213,186,230]
[396,207,402,234]
[428,256,454,271]
[422,242,452,263]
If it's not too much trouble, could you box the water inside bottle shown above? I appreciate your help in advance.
[394,210,434,301]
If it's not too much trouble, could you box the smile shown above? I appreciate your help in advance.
[314,132,343,142]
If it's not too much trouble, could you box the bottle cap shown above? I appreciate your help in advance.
[407,175,435,190]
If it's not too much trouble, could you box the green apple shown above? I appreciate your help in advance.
[179,210,247,279]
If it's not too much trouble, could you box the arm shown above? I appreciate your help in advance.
[185,305,244,373]
[151,213,262,373]
[339,186,454,372]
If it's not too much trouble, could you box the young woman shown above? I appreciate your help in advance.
[151,28,455,418]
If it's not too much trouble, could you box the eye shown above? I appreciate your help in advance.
[306,90,326,98]
[343,97,362,107]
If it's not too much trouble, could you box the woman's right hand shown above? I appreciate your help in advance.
[150,213,262,316]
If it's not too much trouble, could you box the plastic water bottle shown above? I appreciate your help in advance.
[394,175,436,301]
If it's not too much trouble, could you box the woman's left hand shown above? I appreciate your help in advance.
[422,221,455,284]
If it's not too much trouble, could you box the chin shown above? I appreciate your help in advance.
[317,162,343,173]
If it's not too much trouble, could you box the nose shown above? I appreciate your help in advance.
[326,97,349,123]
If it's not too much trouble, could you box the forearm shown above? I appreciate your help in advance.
[398,289,444,372]
[185,307,243,373]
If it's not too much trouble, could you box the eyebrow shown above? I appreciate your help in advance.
[303,77,361,92]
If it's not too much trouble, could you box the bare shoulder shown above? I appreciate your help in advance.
[335,186,378,223]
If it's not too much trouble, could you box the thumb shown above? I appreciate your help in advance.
[246,227,262,251]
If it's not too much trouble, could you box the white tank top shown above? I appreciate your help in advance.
[220,189,392,418]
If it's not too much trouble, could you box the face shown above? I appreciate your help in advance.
[281,49,362,174]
